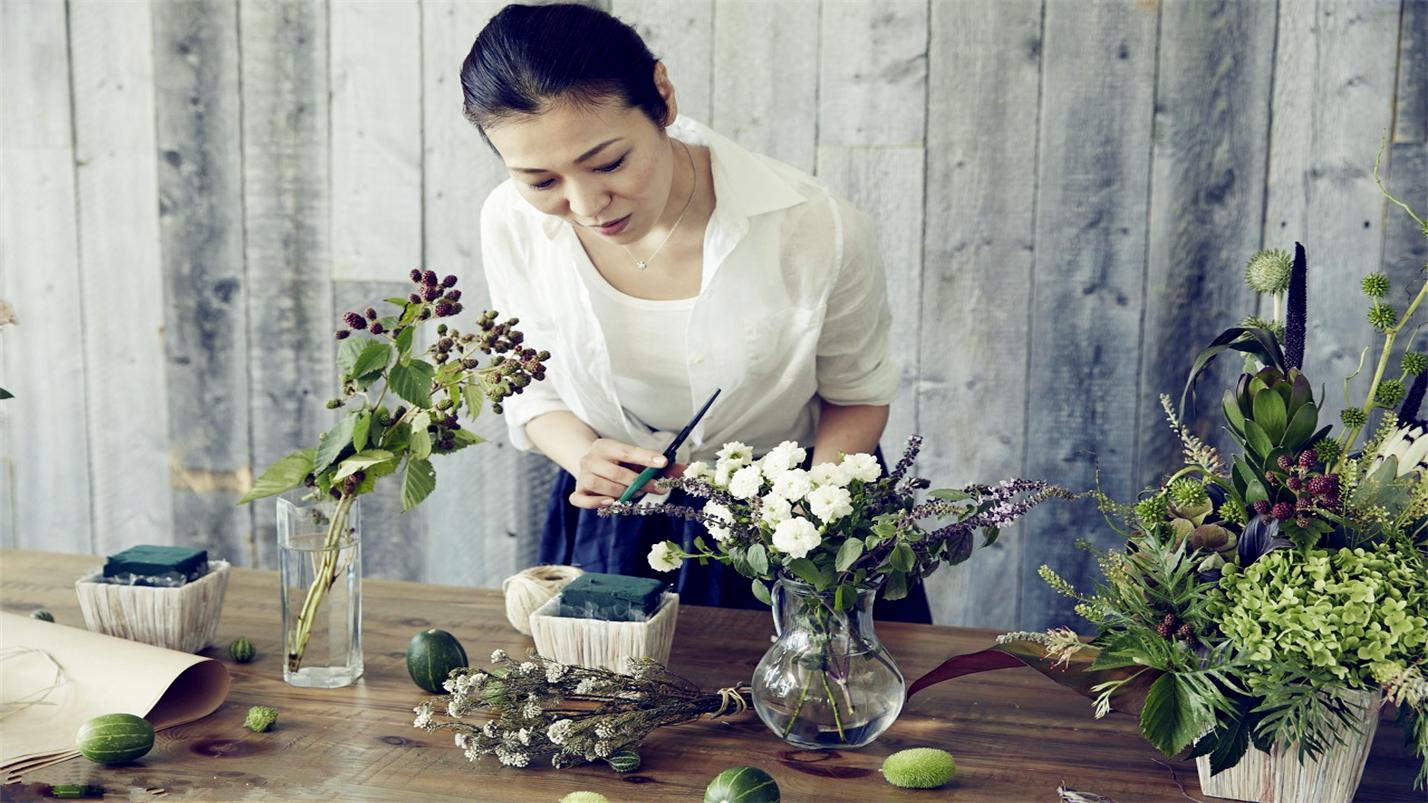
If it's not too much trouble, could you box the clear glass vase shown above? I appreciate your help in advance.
[751,577,904,749]
[277,495,363,688]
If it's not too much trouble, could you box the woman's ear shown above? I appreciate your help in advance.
[653,61,678,126]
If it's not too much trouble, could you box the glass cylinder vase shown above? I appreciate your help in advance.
[277,495,363,688]
[751,577,904,749]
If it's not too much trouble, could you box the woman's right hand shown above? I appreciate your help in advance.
[569,438,670,509]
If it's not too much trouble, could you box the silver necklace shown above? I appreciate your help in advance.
[624,140,696,271]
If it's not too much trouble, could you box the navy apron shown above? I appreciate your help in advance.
[537,448,933,624]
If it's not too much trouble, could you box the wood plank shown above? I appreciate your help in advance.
[815,146,924,495]
[1019,2,1159,631]
[240,0,335,569]
[1262,0,1401,424]
[611,0,714,123]
[710,0,819,173]
[1392,0,1426,144]
[152,0,251,565]
[69,0,173,553]
[2,549,1417,801]
[0,0,92,552]
[1381,1,1427,352]
[817,0,928,147]
[330,0,422,282]
[1136,1,1276,489]
[917,0,1043,629]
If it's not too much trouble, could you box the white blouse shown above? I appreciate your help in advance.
[478,116,898,463]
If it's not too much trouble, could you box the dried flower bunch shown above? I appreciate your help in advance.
[412,650,750,769]
[239,268,550,671]
[602,435,1074,607]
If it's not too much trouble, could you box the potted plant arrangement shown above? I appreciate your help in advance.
[602,435,1073,749]
[240,269,549,688]
[911,154,1428,801]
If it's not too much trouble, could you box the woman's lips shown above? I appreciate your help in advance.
[592,215,631,236]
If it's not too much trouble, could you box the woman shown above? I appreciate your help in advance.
[462,3,929,623]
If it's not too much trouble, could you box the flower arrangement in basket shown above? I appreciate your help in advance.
[601,435,1073,748]
[239,269,549,676]
[911,152,1428,800]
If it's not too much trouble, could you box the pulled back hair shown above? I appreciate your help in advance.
[460,3,669,139]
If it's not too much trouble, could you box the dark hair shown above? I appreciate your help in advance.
[460,3,668,138]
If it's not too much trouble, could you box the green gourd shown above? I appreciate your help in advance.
[405,629,468,693]
[76,713,154,765]
[228,636,256,663]
[880,747,957,789]
[704,766,780,803]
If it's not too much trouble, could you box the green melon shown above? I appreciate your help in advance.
[405,629,468,693]
[704,766,780,803]
[76,713,154,764]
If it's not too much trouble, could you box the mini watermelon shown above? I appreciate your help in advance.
[405,629,468,693]
[704,766,780,803]
[76,713,154,764]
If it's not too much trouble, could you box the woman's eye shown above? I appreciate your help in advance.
[595,156,625,174]
[529,178,555,191]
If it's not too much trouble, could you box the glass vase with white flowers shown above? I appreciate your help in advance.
[601,434,1072,748]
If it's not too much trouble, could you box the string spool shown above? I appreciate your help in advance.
[502,565,584,635]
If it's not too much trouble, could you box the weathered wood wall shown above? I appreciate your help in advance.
[1,0,1423,631]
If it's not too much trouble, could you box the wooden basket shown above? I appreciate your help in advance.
[74,561,230,654]
[528,592,679,673]
[1196,690,1381,803]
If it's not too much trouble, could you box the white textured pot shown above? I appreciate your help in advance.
[1196,690,1382,803]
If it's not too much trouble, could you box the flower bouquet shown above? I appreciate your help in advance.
[910,155,1428,801]
[602,435,1072,748]
[239,269,549,686]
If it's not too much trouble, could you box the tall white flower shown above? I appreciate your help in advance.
[1375,424,1428,477]
[771,468,812,502]
[760,493,792,527]
[841,452,881,483]
[807,484,854,524]
[760,441,807,476]
[729,464,764,499]
[808,462,852,488]
[647,541,683,572]
[704,501,735,542]
[772,517,821,559]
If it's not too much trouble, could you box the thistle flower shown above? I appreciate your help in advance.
[1369,302,1399,332]
[1361,272,1390,298]
[1134,493,1169,527]
[1245,249,1293,294]
[1405,352,1428,377]
[1168,477,1209,509]
[1377,378,1407,409]
[1342,407,1369,428]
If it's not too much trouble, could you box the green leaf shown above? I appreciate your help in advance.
[1200,698,1255,776]
[400,458,436,512]
[238,448,315,504]
[835,538,864,572]
[785,558,821,586]
[834,582,854,612]
[1252,388,1287,444]
[350,340,393,380]
[981,526,1000,547]
[336,336,368,376]
[750,579,772,606]
[452,428,484,447]
[383,296,409,306]
[1280,401,1317,448]
[890,542,916,573]
[314,413,359,474]
[1139,673,1200,756]
[354,452,399,495]
[0,387,12,400]
[1222,388,1245,434]
[352,411,371,452]
[333,449,396,481]
[395,326,415,357]
[409,412,432,461]
[1242,418,1273,458]
[883,570,908,600]
[928,488,969,501]
[463,382,485,420]
[747,543,769,576]
[388,360,435,408]
[398,303,422,328]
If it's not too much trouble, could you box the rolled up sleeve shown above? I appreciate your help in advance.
[815,199,900,406]
[480,190,571,451]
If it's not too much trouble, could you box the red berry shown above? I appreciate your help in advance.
[365,307,377,320]
[1286,476,1302,491]
[442,274,457,288]
[1271,502,1293,520]
[423,270,438,286]
[370,322,385,335]
[1277,455,1295,471]
[410,268,423,283]
[1298,449,1318,468]
[336,329,351,340]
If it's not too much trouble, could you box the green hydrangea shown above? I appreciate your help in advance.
[1213,544,1428,689]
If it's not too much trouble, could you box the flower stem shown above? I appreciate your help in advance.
[1335,278,1428,473]
[287,493,356,672]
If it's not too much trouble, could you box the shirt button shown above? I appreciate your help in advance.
[691,354,705,365]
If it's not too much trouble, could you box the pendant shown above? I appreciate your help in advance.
[636,260,649,270]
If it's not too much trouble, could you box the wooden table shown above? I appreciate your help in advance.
[0,551,1417,802]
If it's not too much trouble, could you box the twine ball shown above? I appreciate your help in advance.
[502,565,583,635]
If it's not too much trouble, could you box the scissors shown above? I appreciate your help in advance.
[616,388,721,504]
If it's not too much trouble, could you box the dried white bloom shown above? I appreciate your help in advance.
[517,728,532,745]
[490,649,507,662]
[595,741,613,758]
[443,676,459,693]
[483,721,499,738]
[454,732,467,748]
[447,700,462,717]
[545,662,567,683]
[594,722,613,739]
[522,701,542,719]
[518,661,538,674]
[412,704,433,729]
[546,719,574,745]
[574,678,600,695]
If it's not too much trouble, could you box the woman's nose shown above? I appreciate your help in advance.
[565,180,610,221]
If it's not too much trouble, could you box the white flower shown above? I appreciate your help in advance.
[729,464,764,499]
[517,728,532,745]
[412,704,433,728]
[522,701,542,719]
[841,452,881,483]
[1375,424,1428,477]
[595,741,613,758]
[772,517,822,559]
[807,484,854,524]
[490,649,507,663]
[483,721,499,738]
[574,678,600,695]
[704,502,735,542]
[684,460,713,481]
[518,661,537,674]
[545,663,567,683]
[648,540,684,572]
[717,441,754,464]
[447,700,462,717]
[760,493,792,527]
[771,468,812,502]
[760,441,807,475]
[547,719,574,745]
[454,732,468,748]
[808,462,850,488]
